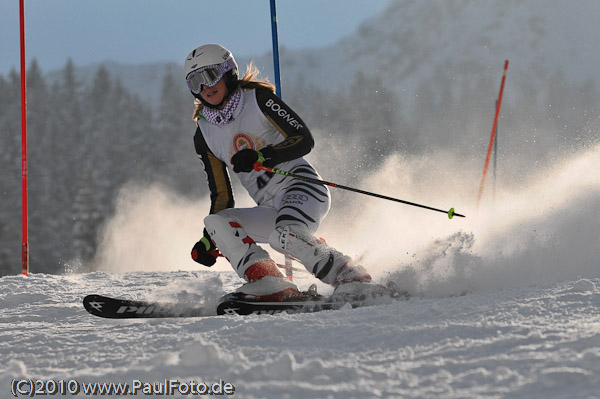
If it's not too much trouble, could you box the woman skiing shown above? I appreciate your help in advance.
[186,43,373,302]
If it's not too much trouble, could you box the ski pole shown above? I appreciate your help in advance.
[254,163,465,219]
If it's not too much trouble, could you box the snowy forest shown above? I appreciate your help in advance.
[1,50,599,277]
[0,60,195,276]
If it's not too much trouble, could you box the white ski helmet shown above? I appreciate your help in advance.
[184,43,239,95]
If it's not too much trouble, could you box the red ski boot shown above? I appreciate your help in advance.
[233,260,303,302]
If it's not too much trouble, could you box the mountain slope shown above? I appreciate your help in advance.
[277,0,600,90]
[57,0,600,109]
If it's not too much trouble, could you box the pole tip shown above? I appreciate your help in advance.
[448,208,466,218]
[448,208,455,219]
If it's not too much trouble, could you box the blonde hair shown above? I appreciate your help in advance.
[193,61,276,121]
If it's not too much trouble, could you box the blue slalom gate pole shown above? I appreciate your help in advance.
[269,0,293,279]
[269,0,282,97]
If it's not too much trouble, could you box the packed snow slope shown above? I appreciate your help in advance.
[1,273,599,399]
[1,144,599,398]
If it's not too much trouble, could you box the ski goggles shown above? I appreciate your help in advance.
[186,68,222,94]
[186,58,237,94]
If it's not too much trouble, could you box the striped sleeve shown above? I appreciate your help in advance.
[255,88,314,167]
[193,125,235,214]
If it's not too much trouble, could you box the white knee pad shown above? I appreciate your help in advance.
[204,214,271,279]
[268,225,350,285]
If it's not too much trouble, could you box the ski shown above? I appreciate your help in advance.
[83,284,407,319]
[216,294,347,316]
[83,293,339,319]
[83,294,208,319]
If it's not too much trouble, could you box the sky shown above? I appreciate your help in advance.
[0,0,391,75]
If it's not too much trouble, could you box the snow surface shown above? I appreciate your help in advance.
[2,144,600,398]
[1,271,599,399]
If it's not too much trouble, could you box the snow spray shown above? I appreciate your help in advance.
[89,141,599,298]
[318,144,600,297]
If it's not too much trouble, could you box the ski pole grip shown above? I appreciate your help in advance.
[207,250,223,258]
[254,163,272,172]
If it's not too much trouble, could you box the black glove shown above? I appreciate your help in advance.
[231,149,264,173]
[191,230,218,266]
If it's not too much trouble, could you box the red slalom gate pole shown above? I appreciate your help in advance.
[19,0,29,276]
[476,60,508,208]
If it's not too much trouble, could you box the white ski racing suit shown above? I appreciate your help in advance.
[194,87,351,285]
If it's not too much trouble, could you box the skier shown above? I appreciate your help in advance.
[186,43,374,302]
